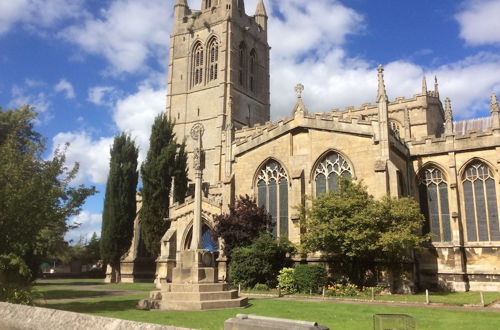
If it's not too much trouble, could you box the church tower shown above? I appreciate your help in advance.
[166,0,270,185]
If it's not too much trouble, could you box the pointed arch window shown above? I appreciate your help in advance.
[238,42,247,87]
[390,121,401,138]
[419,167,452,242]
[192,42,204,87]
[462,161,500,242]
[208,38,219,82]
[257,160,289,238]
[250,49,257,93]
[314,152,352,196]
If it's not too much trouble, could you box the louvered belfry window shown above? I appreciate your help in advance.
[462,161,500,242]
[419,167,452,242]
[257,160,289,238]
[208,38,218,81]
[314,152,352,196]
[192,42,204,87]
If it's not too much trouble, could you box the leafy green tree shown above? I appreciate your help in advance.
[101,133,139,283]
[0,106,96,300]
[301,177,427,285]
[140,114,187,257]
[212,195,272,257]
[229,233,293,288]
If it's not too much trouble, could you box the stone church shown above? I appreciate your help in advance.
[119,0,500,292]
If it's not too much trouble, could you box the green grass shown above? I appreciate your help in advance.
[37,294,500,330]
[34,279,155,292]
[242,290,500,306]
[98,282,156,292]
[33,289,111,300]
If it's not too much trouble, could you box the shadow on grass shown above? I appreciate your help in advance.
[35,281,104,287]
[35,290,111,300]
[43,298,141,314]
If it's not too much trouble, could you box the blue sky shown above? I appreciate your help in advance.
[1,0,500,243]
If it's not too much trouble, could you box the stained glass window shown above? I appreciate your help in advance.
[314,152,352,196]
[256,160,289,238]
[419,167,452,242]
[462,161,500,242]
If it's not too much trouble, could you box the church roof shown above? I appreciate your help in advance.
[453,117,492,135]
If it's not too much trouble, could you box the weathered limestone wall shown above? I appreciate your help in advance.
[0,302,194,330]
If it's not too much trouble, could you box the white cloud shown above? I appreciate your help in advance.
[52,132,113,184]
[9,83,53,124]
[263,1,500,121]
[88,86,117,105]
[0,0,84,36]
[53,77,166,185]
[54,79,76,99]
[113,83,166,163]
[61,0,171,74]
[456,0,500,46]
[65,211,102,244]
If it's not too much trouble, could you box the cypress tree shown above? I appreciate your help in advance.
[174,140,188,204]
[140,114,179,257]
[100,133,139,283]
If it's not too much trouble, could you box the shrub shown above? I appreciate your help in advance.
[0,254,33,304]
[229,233,293,288]
[253,283,269,291]
[293,264,327,294]
[326,282,361,296]
[277,268,297,294]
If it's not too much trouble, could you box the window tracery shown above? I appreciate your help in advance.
[208,38,219,82]
[192,42,204,87]
[418,167,452,242]
[390,121,401,138]
[250,49,257,93]
[462,161,500,242]
[257,160,289,238]
[314,152,352,195]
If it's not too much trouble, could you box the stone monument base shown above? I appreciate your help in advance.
[138,250,248,311]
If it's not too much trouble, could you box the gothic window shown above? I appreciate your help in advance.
[390,121,401,138]
[462,161,500,242]
[239,42,247,87]
[418,167,452,242]
[314,152,352,196]
[206,0,212,9]
[192,42,204,87]
[250,49,257,93]
[257,160,289,238]
[208,38,219,82]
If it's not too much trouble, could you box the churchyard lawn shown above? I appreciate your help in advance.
[34,279,500,330]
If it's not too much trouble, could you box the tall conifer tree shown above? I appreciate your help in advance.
[101,133,139,283]
[140,114,183,257]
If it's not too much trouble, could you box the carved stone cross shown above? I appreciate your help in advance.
[294,83,304,98]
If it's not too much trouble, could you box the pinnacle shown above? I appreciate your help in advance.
[255,0,267,16]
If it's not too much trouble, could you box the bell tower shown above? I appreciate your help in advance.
[166,0,270,185]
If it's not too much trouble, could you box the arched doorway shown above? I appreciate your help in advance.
[183,223,218,252]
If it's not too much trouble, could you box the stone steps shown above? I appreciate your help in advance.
[160,297,248,311]
[162,283,231,292]
[162,289,239,301]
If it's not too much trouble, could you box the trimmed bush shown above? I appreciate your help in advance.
[229,233,293,288]
[277,268,297,294]
[253,283,269,291]
[293,264,327,294]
